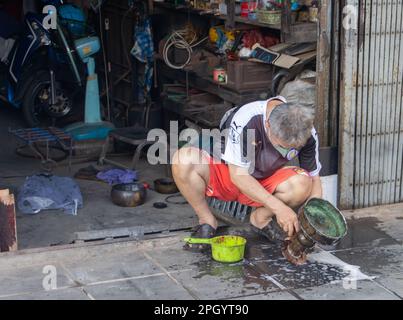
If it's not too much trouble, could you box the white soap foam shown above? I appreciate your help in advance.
[308,249,376,282]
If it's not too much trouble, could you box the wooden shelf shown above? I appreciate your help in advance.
[153,2,281,31]
[163,95,228,128]
[154,1,317,106]
[232,16,281,30]
[157,59,269,106]
[153,1,317,43]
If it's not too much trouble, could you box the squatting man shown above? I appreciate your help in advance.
[172,96,322,251]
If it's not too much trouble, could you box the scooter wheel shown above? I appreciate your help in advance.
[21,70,80,127]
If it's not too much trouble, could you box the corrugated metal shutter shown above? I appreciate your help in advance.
[339,0,403,209]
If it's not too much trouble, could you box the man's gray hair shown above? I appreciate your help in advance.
[269,103,315,148]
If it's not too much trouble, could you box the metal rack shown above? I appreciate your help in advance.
[10,127,73,172]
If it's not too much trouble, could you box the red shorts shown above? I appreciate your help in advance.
[203,152,310,207]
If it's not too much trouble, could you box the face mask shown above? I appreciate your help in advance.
[266,122,299,160]
[274,145,291,158]
[274,145,299,160]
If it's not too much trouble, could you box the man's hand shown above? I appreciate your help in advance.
[273,204,299,238]
[228,164,301,238]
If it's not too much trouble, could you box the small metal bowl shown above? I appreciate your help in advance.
[111,182,147,207]
[153,178,179,194]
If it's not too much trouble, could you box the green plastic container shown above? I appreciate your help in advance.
[257,9,282,25]
[184,235,247,263]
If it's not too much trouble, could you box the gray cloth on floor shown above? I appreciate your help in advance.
[96,169,137,185]
[17,174,83,215]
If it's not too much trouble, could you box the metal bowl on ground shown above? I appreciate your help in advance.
[111,182,147,207]
[282,198,348,265]
[299,198,348,246]
[153,178,179,194]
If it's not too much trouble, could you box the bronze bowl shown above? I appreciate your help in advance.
[153,178,179,194]
[283,198,348,265]
[111,182,147,207]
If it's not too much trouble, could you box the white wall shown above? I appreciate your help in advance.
[320,175,338,207]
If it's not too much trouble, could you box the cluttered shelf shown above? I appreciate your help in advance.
[153,1,282,30]
[156,36,317,103]
[156,56,270,105]
[232,15,281,29]
[153,1,318,40]
[154,1,319,128]
[162,89,231,128]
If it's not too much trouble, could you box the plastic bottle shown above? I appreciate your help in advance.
[248,0,258,20]
[241,0,249,17]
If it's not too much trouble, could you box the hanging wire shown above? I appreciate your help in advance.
[98,5,111,121]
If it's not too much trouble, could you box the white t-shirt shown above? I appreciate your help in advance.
[217,96,322,179]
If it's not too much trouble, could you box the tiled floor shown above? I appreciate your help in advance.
[0,203,402,300]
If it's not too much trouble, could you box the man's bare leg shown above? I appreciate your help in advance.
[250,173,313,229]
[172,147,217,229]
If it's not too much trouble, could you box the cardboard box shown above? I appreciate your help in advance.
[249,43,316,69]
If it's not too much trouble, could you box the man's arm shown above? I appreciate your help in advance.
[299,127,323,200]
[228,164,299,237]
[310,175,323,199]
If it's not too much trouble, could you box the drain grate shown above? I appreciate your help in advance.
[207,197,252,224]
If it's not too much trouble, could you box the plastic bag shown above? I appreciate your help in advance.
[17,174,83,215]
[0,37,15,63]
[96,169,137,185]
[280,70,317,110]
